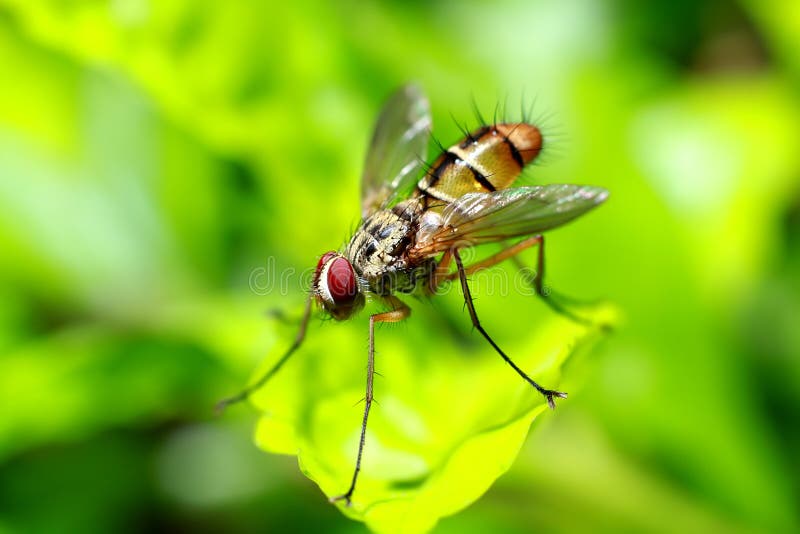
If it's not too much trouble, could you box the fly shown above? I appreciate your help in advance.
[217,84,609,505]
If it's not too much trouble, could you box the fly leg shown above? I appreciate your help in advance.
[330,297,410,506]
[429,237,540,294]
[453,250,566,409]
[439,236,602,328]
[444,236,541,280]
[427,249,452,294]
[215,294,313,414]
[509,235,603,328]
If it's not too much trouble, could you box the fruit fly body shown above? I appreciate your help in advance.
[219,85,608,506]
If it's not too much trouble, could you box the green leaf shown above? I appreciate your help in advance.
[252,300,615,533]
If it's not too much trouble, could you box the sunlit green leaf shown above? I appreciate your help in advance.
[253,301,615,533]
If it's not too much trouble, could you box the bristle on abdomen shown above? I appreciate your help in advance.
[416,123,542,203]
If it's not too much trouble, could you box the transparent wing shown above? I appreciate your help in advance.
[361,84,431,218]
[411,185,609,258]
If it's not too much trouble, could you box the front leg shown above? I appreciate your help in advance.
[330,296,410,506]
[216,294,314,413]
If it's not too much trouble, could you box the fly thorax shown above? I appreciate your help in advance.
[347,202,423,291]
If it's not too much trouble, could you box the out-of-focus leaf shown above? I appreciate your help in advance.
[744,0,800,80]
[253,301,615,533]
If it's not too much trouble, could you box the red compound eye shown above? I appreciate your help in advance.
[315,251,338,281]
[326,257,358,305]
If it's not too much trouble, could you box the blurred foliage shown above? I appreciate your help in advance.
[254,301,615,532]
[0,0,798,533]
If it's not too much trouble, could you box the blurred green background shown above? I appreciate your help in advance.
[1,0,799,532]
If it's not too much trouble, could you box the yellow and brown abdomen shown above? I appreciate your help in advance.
[416,123,542,204]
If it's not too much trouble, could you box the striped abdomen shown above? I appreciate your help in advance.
[416,123,542,204]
